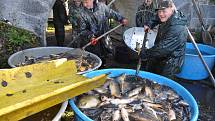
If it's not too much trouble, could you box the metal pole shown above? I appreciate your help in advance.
[82,24,123,50]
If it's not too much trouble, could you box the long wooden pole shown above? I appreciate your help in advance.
[186,27,215,87]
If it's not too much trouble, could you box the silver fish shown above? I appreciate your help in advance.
[130,108,160,121]
[128,87,142,97]
[112,109,121,121]
[137,94,154,103]
[145,86,154,98]
[77,95,100,109]
[109,80,121,97]
[121,107,130,121]
[142,102,163,109]
[168,108,176,121]
[144,105,159,120]
[93,87,108,94]
[167,90,179,100]
[116,74,130,94]
[109,98,136,105]
[115,73,127,83]
[178,100,189,107]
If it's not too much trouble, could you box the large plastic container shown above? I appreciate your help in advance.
[69,69,199,121]
[176,43,215,80]
[8,47,102,75]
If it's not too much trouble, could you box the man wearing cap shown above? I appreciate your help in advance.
[77,0,128,67]
[141,0,188,79]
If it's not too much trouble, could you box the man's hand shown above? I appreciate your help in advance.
[121,19,128,26]
[144,25,150,32]
[90,37,97,45]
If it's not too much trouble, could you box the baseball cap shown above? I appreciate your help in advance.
[155,0,173,11]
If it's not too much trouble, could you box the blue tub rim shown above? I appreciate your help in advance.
[185,43,215,57]
[69,68,199,121]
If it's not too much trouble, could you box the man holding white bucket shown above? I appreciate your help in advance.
[141,0,188,79]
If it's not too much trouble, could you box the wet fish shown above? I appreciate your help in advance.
[93,87,108,94]
[112,109,121,121]
[115,74,130,94]
[77,95,100,109]
[109,98,136,105]
[97,101,111,107]
[129,111,159,121]
[100,109,113,121]
[102,79,112,89]
[144,105,159,120]
[121,107,130,121]
[86,90,95,95]
[49,54,60,59]
[109,80,121,97]
[154,91,168,103]
[168,108,176,121]
[142,102,163,109]
[76,75,191,121]
[145,86,154,99]
[137,95,154,103]
[115,73,127,83]
[130,103,143,111]
[178,100,189,107]
[167,90,179,100]
[128,87,142,97]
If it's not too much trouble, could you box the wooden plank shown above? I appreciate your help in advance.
[0,59,107,120]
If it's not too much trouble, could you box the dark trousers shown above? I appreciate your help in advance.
[54,23,65,46]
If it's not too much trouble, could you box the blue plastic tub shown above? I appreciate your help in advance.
[176,43,215,80]
[69,69,199,121]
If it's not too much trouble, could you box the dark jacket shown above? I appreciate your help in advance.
[68,2,82,31]
[141,11,188,78]
[136,3,156,27]
[79,2,124,40]
[53,0,68,46]
[68,2,83,47]
[77,2,124,57]
[53,0,67,25]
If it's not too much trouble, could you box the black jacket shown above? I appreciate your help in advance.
[141,11,188,77]
[68,2,82,31]
[78,2,124,42]
[53,0,67,25]
[75,2,124,58]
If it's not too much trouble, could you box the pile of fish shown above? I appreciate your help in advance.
[16,52,99,72]
[76,74,191,121]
